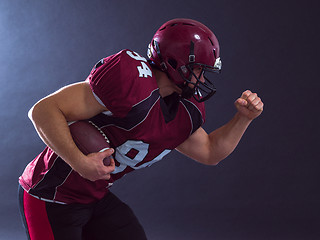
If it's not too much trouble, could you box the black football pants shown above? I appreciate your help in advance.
[19,186,147,240]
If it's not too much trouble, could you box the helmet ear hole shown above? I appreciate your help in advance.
[168,58,177,69]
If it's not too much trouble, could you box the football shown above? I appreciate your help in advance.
[69,120,112,166]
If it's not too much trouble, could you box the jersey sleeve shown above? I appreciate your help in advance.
[87,50,156,118]
[87,50,128,117]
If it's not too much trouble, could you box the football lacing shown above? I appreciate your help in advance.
[88,121,110,143]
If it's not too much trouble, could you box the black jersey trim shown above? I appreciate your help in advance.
[159,92,180,123]
[180,99,204,134]
[29,156,73,201]
[90,89,160,131]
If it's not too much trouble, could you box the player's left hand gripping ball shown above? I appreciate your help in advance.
[234,90,264,120]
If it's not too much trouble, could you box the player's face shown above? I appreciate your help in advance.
[189,67,204,87]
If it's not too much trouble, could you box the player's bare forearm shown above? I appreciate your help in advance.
[177,114,251,165]
[29,95,87,168]
[206,112,252,164]
[177,90,263,165]
[28,82,115,181]
[207,90,264,164]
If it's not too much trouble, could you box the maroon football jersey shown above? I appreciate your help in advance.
[19,49,205,204]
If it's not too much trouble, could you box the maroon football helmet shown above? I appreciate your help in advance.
[147,18,222,102]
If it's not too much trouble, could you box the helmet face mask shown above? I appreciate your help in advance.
[179,62,219,102]
[147,18,222,102]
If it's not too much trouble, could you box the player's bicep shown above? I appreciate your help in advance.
[44,81,107,121]
[176,127,212,164]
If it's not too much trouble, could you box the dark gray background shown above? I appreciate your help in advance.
[0,0,319,239]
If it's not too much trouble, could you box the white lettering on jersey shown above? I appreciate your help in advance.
[137,62,152,78]
[113,140,171,174]
[126,51,147,62]
[126,50,152,78]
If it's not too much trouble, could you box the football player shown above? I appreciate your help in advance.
[19,18,263,240]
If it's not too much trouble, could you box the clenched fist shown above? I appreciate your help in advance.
[234,90,264,120]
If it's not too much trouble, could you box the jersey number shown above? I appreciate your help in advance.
[126,50,152,78]
[113,140,171,174]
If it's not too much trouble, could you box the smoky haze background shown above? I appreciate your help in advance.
[0,0,319,239]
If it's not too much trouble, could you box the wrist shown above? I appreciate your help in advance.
[235,112,253,125]
[63,150,87,171]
